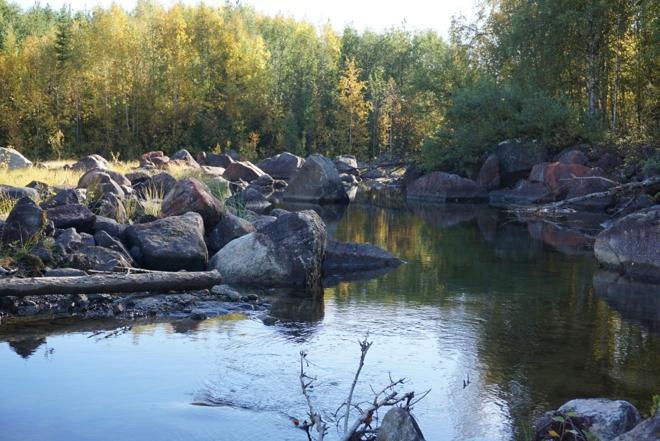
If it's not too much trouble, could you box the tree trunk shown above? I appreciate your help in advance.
[0,271,223,297]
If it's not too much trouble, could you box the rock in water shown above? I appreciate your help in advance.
[0,147,32,169]
[323,239,404,275]
[594,206,660,283]
[126,212,208,271]
[407,171,487,203]
[283,154,348,204]
[209,210,326,291]
[257,152,305,180]
[161,178,224,230]
[1,197,47,247]
[557,399,640,441]
[612,411,660,441]
[376,408,426,441]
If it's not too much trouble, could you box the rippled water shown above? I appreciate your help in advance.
[1,200,659,441]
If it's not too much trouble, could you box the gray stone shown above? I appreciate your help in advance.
[407,171,487,203]
[209,210,326,290]
[54,227,82,253]
[594,206,660,283]
[126,212,208,271]
[46,204,96,233]
[284,154,349,204]
[0,185,39,201]
[93,215,127,241]
[0,147,32,169]
[65,246,132,272]
[334,155,359,175]
[1,197,46,247]
[224,160,266,182]
[489,180,551,207]
[323,239,404,275]
[211,284,242,302]
[71,155,109,172]
[40,189,84,209]
[612,412,659,441]
[492,139,547,179]
[206,213,255,254]
[557,398,641,441]
[257,152,305,180]
[376,408,425,441]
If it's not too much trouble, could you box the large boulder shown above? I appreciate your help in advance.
[557,399,640,441]
[407,171,487,203]
[334,155,359,176]
[1,198,47,247]
[206,212,256,254]
[161,178,224,230]
[170,149,199,167]
[93,215,127,241]
[594,206,660,283]
[283,154,349,204]
[564,176,618,210]
[489,180,551,207]
[209,210,326,290]
[376,408,426,441]
[558,149,589,165]
[46,204,96,233]
[492,139,547,184]
[198,152,235,168]
[0,147,32,169]
[71,155,109,172]
[133,172,177,198]
[223,160,266,182]
[477,154,501,190]
[529,161,600,197]
[0,185,39,201]
[126,212,208,271]
[257,152,305,180]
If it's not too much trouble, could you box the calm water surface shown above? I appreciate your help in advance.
[1,201,659,441]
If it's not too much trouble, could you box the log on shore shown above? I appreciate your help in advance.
[0,270,223,297]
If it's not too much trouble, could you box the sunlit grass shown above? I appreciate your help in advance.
[0,164,83,188]
[0,194,18,220]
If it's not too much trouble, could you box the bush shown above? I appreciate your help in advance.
[421,79,602,175]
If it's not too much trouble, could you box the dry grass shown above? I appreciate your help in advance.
[0,194,18,220]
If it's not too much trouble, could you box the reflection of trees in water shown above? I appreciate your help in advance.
[8,337,46,359]
[328,203,660,439]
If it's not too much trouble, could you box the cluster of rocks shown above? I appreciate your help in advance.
[0,148,404,320]
[403,139,660,285]
[533,398,659,441]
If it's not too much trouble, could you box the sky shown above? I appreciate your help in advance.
[13,0,478,36]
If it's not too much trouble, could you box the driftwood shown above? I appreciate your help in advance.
[518,175,660,213]
[0,270,223,297]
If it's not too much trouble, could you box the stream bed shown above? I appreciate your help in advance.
[1,202,658,441]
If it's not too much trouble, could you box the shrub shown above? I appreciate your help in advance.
[421,79,602,175]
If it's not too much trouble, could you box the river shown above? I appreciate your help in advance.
[1,201,658,441]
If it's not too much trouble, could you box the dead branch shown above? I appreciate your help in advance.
[516,175,660,214]
[299,351,328,441]
[342,336,373,433]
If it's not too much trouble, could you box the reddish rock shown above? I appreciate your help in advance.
[527,221,590,255]
[477,154,501,190]
[407,171,487,203]
[161,177,225,230]
[529,161,597,196]
[140,151,169,169]
[223,161,266,182]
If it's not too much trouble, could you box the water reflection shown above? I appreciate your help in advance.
[0,201,658,441]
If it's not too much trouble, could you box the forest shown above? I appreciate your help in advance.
[0,0,657,174]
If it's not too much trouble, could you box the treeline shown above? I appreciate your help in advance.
[0,0,657,172]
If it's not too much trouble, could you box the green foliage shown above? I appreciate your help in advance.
[651,395,660,417]
[421,80,602,174]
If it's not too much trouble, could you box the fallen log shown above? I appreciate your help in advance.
[0,270,223,297]
[516,175,660,214]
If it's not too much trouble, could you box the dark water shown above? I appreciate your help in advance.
[1,201,659,441]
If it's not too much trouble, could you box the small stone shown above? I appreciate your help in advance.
[190,310,207,321]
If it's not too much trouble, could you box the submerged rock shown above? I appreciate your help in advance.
[594,206,660,283]
[209,210,326,291]
[126,212,208,271]
[284,154,349,204]
[323,239,404,276]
